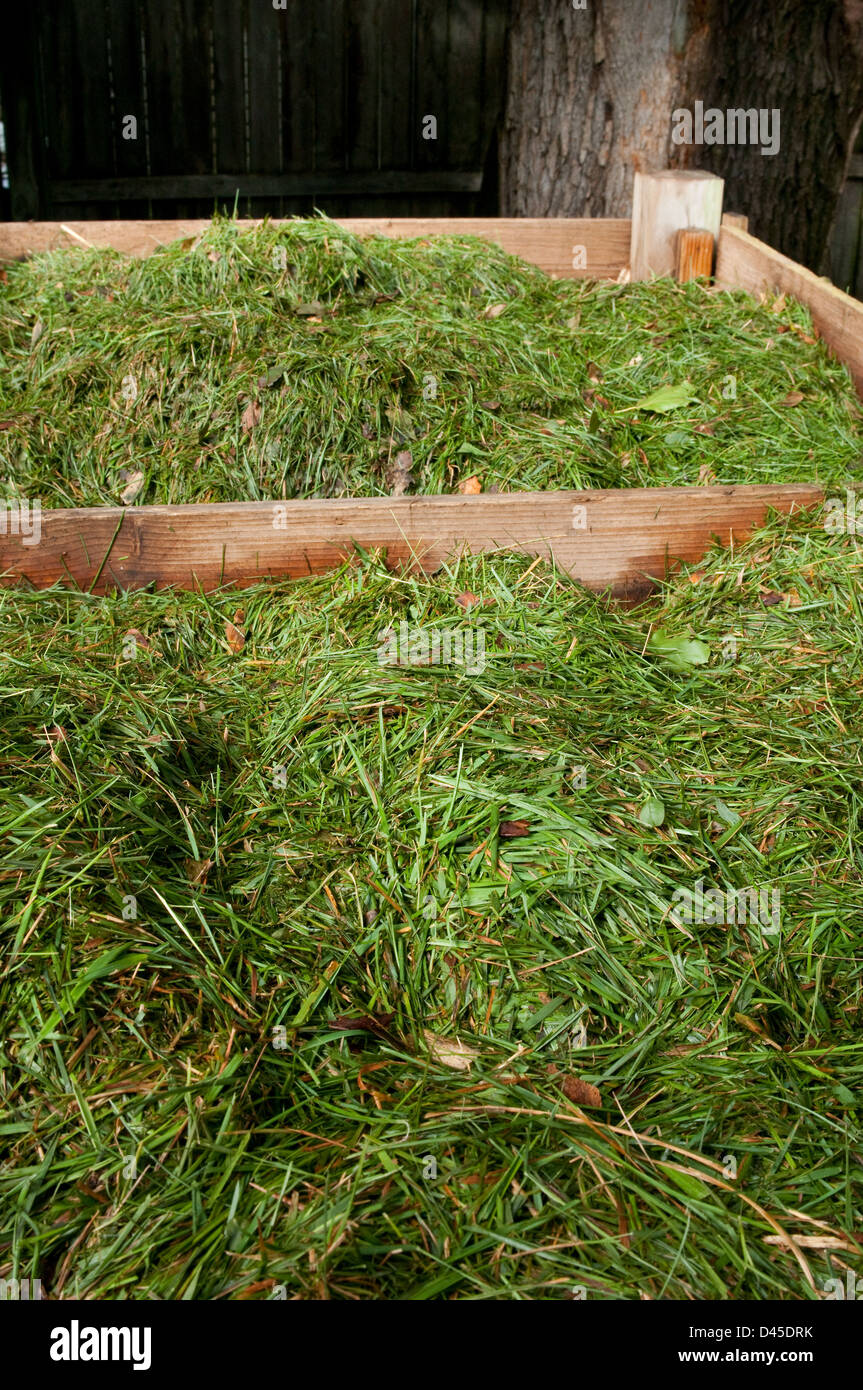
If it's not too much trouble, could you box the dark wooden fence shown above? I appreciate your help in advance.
[0,0,508,222]
[831,154,863,299]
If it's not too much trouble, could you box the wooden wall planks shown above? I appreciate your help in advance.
[2,0,507,221]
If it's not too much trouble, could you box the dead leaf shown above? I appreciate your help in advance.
[771,293,787,314]
[560,1075,602,1108]
[456,591,481,608]
[763,1234,859,1252]
[458,474,482,495]
[225,610,245,653]
[780,391,804,407]
[119,469,144,505]
[124,628,156,653]
[385,449,414,497]
[30,319,44,350]
[185,857,213,886]
[241,400,261,432]
[423,1029,476,1071]
[697,463,716,485]
[587,361,603,383]
[482,303,506,319]
[499,819,530,838]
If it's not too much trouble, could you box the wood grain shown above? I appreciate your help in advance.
[676,228,715,282]
[0,217,632,280]
[0,486,823,601]
[630,171,724,280]
[716,223,863,395]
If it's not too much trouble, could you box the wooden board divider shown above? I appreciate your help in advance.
[715,221,863,396]
[0,217,632,282]
[0,486,824,601]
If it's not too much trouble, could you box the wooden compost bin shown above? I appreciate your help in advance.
[1,170,860,600]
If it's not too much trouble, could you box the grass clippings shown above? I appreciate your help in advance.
[0,221,861,1301]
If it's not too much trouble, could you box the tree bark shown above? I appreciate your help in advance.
[500,0,863,272]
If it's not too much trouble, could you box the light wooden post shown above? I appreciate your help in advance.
[630,170,724,280]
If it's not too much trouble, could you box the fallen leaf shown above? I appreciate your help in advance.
[257,365,287,390]
[499,819,530,838]
[780,391,804,407]
[587,361,604,383]
[123,628,155,653]
[456,591,481,608]
[771,294,787,314]
[638,796,665,828]
[423,1029,476,1071]
[241,399,261,432]
[225,615,246,653]
[185,857,212,886]
[560,1076,602,1108]
[647,628,710,672]
[634,382,699,414]
[119,469,144,505]
[698,463,716,485]
[385,449,414,497]
[458,474,482,495]
[482,303,507,319]
[30,319,44,349]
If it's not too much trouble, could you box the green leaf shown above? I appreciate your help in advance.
[634,382,699,414]
[647,628,710,672]
[638,796,666,827]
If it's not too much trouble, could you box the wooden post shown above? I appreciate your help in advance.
[675,228,715,281]
[630,171,724,280]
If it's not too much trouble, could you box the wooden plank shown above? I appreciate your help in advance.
[676,228,715,282]
[314,0,347,177]
[447,0,484,169]
[212,0,247,177]
[0,486,822,601]
[105,0,151,218]
[247,0,284,217]
[415,0,448,173]
[280,2,315,184]
[716,222,863,396]
[631,171,724,280]
[829,178,863,299]
[0,217,632,280]
[141,0,212,180]
[48,171,484,202]
[377,0,415,174]
[0,8,45,219]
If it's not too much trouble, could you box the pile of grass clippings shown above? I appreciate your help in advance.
[1,221,862,1302]
[0,216,859,506]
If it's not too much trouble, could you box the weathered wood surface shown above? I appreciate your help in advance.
[0,216,633,280]
[0,486,823,600]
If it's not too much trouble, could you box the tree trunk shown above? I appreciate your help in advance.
[500,0,863,272]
